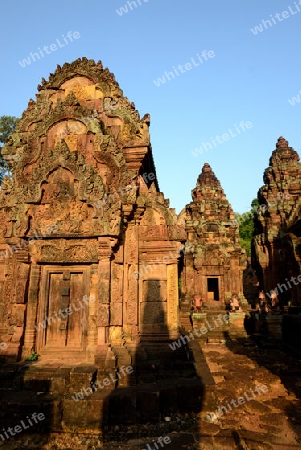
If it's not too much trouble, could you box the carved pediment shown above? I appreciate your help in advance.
[30,239,98,263]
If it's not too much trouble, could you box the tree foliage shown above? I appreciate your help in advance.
[0,115,20,182]
[235,198,259,256]
[0,116,19,143]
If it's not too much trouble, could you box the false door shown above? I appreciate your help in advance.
[36,266,90,358]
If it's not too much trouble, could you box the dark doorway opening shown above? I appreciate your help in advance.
[207,277,219,301]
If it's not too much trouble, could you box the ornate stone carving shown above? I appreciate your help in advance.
[31,239,98,263]
[182,163,246,304]
[253,137,301,305]
[97,305,109,327]
[0,57,222,363]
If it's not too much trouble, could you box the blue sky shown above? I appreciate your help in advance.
[1,0,300,213]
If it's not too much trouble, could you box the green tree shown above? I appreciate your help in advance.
[235,198,259,256]
[0,115,20,182]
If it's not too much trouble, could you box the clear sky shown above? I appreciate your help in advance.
[1,0,300,213]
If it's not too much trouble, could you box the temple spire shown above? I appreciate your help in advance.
[192,163,226,203]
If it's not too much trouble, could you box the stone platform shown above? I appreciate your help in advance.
[1,339,301,449]
[180,309,248,344]
[1,308,300,449]
[0,337,214,437]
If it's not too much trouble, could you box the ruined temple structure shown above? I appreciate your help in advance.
[0,58,185,366]
[0,59,257,439]
[179,163,247,308]
[252,137,301,305]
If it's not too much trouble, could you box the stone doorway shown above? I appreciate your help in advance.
[36,265,90,360]
[140,279,168,338]
[207,277,219,301]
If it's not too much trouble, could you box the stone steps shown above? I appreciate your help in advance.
[111,345,132,366]
[0,331,211,431]
[179,309,248,342]
[0,306,225,432]
[0,367,205,431]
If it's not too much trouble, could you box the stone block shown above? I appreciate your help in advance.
[108,390,137,425]
[62,398,87,429]
[86,393,108,429]
[136,389,160,423]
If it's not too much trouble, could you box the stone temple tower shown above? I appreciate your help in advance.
[252,137,301,305]
[180,163,247,307]
[0,58,184,366]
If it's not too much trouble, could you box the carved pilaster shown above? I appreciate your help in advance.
[86,264,98,362]
[224,265,231,294]
[95,237,117,367]
[123,225,139,341]
[22,264,41,357]
[167,263,179,337]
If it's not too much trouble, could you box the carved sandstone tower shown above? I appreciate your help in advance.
[0,58,184,366]
[252,137,301,305]
[180,163,246,306]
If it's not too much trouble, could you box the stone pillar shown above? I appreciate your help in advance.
[123,224,139,340]
[167,263,179,338]
[181,263,187,299]
[225,265,230,292]
[195,269,201,296]
[86,263,98,363]
[230,258,239,293]
[95,237,115,368]
[22,264,41,358]
[238,266,244,294]
[184,254,194,300]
